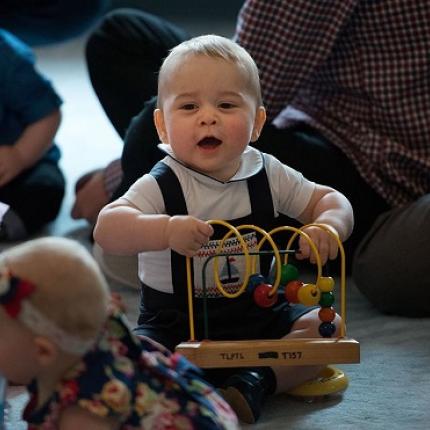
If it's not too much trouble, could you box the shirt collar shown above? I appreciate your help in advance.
[157,143,264,185]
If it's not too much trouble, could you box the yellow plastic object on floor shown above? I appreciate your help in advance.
[287,366,349,398]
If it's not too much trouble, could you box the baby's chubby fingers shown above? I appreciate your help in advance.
[315,225,340,262]
[298,234,322,264]
[195,220,214,244]
[328,239,339,260]
[167,216,214,257]
[298,226,339,265]
[316,239,330,265]
[296,235,311,260]
[185,221,214,256]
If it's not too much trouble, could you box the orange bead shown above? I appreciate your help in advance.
[318,307,336,322]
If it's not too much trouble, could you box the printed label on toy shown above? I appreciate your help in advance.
[280,351,303,360]
[219,352,245,360]
[193,232,258,298]
[216,350,304,362]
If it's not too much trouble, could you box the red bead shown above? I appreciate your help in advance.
[318,307,336,322]
[253,283,278,308]
[285,280,303,303]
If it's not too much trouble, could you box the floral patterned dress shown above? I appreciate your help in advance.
[23,308,238,429]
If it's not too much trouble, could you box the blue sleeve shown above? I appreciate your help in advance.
[0,30,62,126]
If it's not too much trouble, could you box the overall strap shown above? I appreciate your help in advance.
[150,161,190,309]
[244,160,277,275]
[246,156,276,229]
[150,161,188,216]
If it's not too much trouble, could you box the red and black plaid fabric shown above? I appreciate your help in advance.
[234,0,430,207]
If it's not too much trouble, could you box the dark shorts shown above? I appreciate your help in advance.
[134,286,314,352]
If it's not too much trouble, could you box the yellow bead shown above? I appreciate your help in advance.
[297,283,321,306]
[317,276,335,292]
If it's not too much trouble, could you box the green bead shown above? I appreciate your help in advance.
[281,263,299,284]
[319,292,335,307]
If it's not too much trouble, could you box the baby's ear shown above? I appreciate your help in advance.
[33,336,59,366]
[251,106,266,142]
[154,109,168,143]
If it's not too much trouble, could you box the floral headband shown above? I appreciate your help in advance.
[0,264,94,355]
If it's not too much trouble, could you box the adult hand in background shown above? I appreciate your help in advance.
[71,170,108,224]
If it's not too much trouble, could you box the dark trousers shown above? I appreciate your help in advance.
[0,160,65,234]
[86,8,189,139]
[86,9,430,316]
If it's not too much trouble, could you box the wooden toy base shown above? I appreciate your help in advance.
[175,337,360,368]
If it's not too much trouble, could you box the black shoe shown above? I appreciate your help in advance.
[219,368,276,424]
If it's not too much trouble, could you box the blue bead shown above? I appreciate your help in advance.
[319,322,336,338]
[247,273,265,292]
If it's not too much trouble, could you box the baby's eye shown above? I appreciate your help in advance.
[219,102,236,109]
[180,103,197,110]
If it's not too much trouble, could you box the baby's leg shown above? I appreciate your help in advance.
[273,308,342,393]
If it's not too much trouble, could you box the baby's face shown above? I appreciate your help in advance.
[155,54,265,181]
[0,310,39,384]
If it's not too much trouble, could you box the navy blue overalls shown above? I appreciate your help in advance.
[134,160,310,352]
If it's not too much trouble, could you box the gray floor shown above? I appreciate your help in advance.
[6,29,430,430]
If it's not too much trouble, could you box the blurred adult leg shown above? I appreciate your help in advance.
[352,194,430,316]
[86,8,189,138]
[0,159,65,235]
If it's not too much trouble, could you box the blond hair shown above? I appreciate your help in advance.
[0,237,109,343]
[157,34,263,107]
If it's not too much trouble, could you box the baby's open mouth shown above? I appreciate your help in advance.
[197,136,222,148]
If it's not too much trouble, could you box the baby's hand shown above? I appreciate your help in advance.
[166,215,214,257]
[296,224,339,265]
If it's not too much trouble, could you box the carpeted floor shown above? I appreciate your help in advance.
[4,21,430,430]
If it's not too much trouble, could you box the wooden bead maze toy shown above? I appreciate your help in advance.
[175,221,360,396]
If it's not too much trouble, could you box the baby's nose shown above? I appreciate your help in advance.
[199,108,217,125]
